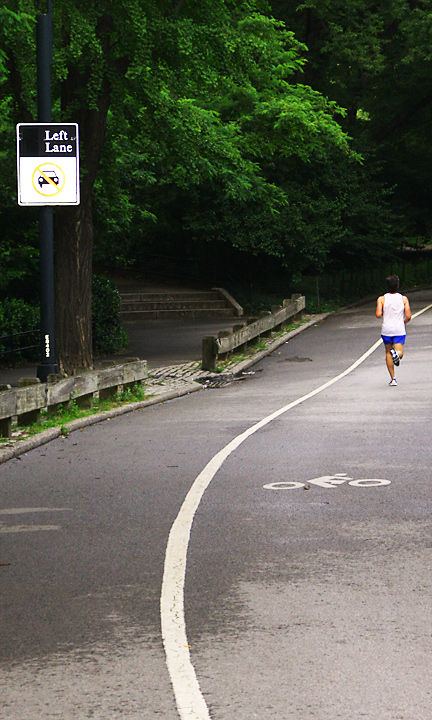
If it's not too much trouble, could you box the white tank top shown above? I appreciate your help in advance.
[382,293,406,336]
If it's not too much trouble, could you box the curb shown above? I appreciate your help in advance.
[0,383,204,465]
[0,315,328,465]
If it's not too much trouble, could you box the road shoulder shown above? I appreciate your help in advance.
[0,314,329,465]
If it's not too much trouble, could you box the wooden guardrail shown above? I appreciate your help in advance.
[0,358,148,438]
[202,294,305,371]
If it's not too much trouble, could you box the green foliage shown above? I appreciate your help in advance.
[0,275,128,365]
[1,0,429,325]
[122,382,145,402]
[0,298,39,337]
[0,240,39,300]
[92,275,128,355]
[0,298,39,364]
[91,0,353,272]
[271,0,432,242]
[58,392,80,421]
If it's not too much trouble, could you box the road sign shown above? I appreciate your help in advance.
[17,123,80,206]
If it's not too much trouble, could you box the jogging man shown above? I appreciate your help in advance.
[376,274,411,386]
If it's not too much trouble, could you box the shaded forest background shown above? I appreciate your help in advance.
[1,1,432,371]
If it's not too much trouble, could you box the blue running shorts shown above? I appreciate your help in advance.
[381,334,406,345]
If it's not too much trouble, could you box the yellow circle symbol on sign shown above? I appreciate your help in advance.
[32,163,65,197]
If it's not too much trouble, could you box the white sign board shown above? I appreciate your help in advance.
[17,123,80,206]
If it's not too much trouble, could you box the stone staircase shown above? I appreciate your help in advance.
[119,288,241,321]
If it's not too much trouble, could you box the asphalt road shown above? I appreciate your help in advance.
[1,290,432,720]
[121,318,243,369]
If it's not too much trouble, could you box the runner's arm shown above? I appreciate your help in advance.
[403,296,411,323]
[375,296,384,318]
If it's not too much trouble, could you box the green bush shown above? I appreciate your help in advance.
[92,275,128,355]
[0,299,40,365]
[0,277,128,366]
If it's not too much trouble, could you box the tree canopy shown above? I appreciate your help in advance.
[1,1,430,371]
[271,0,432,238]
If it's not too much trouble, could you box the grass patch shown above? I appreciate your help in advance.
[213,315,312,372]
[0,383,150,445]
[0,312,322,448]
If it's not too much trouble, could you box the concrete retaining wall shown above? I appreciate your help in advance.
[202,294,305,371]
[0,358,148,438]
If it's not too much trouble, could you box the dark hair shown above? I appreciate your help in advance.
[386,274,400,293]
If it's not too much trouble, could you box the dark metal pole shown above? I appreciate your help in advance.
[36,1,58,381]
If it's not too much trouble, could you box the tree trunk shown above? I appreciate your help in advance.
[54,66,111,374]
[54,195,94,374]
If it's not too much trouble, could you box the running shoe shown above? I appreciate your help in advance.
[389,378,398,386]
[390,348,400,366]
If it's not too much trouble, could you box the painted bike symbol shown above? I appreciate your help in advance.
[263,473,392,490]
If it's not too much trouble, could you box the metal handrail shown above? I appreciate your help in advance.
[0,328,40,362]
[0,328,39,342]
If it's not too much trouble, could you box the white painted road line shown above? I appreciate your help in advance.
[0,507,71,515]
[412,302,432,320]
[160,302,432,720]
[0,524,61,533]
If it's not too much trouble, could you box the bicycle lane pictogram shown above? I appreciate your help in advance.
[263,473,392,490]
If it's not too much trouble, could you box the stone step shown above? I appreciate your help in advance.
[119,288,240,321]
[121,291,221,303]
[121,307,236,322]
[120,299,228,312]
